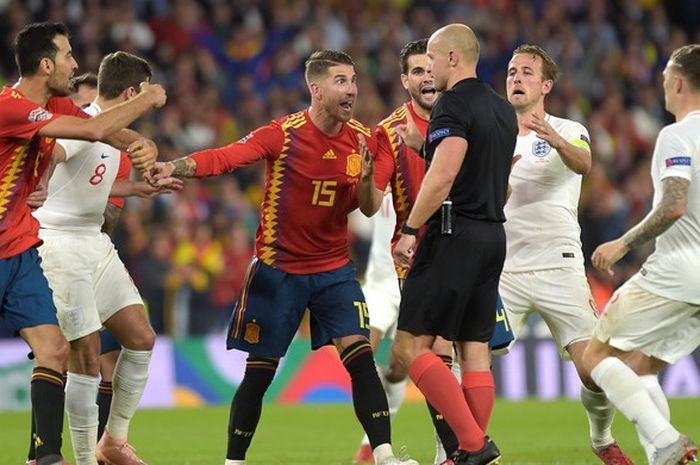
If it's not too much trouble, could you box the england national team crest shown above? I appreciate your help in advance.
[346,152,361,177]
[532,139,551,158]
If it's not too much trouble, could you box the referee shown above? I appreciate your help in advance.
[392,24,517,465]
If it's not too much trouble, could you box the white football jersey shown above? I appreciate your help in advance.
[364,194,399,285]
[504,114,591,271]
[630,110,700,304]
[33,103,121,232]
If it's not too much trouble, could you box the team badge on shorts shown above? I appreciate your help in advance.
[346,152,361,177]
[532,139,551,157]
[244,321,261,344]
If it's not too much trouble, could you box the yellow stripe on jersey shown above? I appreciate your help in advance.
[569,137,591,152]
[379,106,406,130]
[285,111,307,129]
[0,144,30,220]
[348,119,371,137]
[259,118,298,265]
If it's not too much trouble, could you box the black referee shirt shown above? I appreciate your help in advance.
[424,78,517,223]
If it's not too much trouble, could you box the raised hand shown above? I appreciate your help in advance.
[525,113,565,150]
[127,138,158,174]
[358,133,374,180]
[395,105,424,151]
[140,82,167,108]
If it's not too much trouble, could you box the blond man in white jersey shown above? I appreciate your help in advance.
[584,44,700,465]
[501,44,636,465]
[33,52,178,465]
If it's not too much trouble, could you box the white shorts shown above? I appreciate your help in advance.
[594,282,700,364]
[363,278,401,338]
[499,268,598,359]
[38,230,143,341]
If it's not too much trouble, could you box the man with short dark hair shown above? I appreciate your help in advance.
[33,50,177,465]
[152,50,416,465]
[69,73,98,108]
[1,22,165,465]
[584,44,700,465]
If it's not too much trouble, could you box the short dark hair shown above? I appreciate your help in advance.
[97,52,152,100]
[304,50,354,84]
[669,44,700,92]
[512,44,560,83]
[69,72,98,94]
[399,39,428,74]
[14,22,70,76]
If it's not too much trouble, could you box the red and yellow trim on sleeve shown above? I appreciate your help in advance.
[347,119,372,138]
[258,112,307,266]
[0,144,30,221]
[383,108,412,221]
[231,257,260,340]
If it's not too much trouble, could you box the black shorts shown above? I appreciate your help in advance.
[398,216,506,342]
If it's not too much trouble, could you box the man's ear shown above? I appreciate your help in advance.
[39,57,54,75]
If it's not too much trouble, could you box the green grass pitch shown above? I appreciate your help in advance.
[1,399,698,464]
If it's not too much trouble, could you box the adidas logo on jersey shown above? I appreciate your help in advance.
[322,149,336,159]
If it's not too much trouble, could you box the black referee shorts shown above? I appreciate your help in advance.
[398,216,506,342]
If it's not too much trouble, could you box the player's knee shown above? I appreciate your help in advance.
[123,325,156,351]
[390,342,412,370]
[34,333,70,372]
[385,362,408,383]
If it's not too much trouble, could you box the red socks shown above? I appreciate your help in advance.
[408,352,484,451]
[462,371,495,433]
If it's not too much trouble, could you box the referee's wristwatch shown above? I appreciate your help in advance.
[401,223,420,236]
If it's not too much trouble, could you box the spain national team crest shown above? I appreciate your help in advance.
[346,152,361,177]
[532,139,551,157]
[244,321,261,344]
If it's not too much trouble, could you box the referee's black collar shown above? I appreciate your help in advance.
[452,77,479,88]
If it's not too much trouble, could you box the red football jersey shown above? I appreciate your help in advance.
[108,152,132,208]
[374,101,429,276]
[192,109,388,274]
[0,86,86,258]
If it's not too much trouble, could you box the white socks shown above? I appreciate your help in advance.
[580,384,615,450]
[638,375,671,462]
[591,357,679,449]
[106,348,152,440]
[224,460,245,465]
[65,372,99,465]
[386,377,408,420]
[373,443,394,464]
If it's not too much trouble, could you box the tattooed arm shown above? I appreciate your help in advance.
[591,176,689,276]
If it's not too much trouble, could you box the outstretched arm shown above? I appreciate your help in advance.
[592,176,689,275]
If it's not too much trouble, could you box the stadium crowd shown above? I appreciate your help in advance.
[1,0,698,336]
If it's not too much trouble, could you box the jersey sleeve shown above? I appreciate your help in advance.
[427,95,470,148]
[560,120,591,154]
[47,96,91,119]
[0,96,63,140]
[56,137,94,161]
[192,124,284,177]
[655,126,694,181]
[370,129,392,190]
